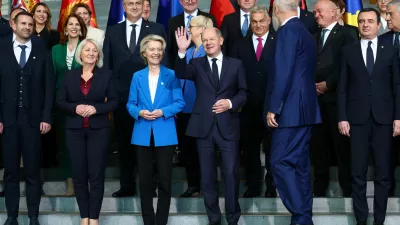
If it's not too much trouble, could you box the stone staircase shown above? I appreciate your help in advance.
[0,166,398,224]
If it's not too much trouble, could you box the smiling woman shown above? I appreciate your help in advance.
[31,3,60,50]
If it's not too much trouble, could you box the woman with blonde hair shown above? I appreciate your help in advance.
[127,34,184,225]
[175,15,213,197]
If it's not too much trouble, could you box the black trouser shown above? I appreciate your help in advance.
[311,102,351,195]
[390,136,400,194]
[66,127,109,219]
[177,113,200,188]
[136,140,175,225]
[2,108,41,218]
[114,103,136,191]
[350,117,392,223]
[240,109,274,194]
[40,123,58,168]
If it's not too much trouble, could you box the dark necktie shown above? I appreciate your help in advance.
[394,32,400,47]
[211,58,219,87]
[319,28,328,50]
[19,45,27,68]
[366,41,374,75]
[129,24,137,53]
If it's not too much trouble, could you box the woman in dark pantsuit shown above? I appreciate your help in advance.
[57,39,118,225]
[127,35,184,225]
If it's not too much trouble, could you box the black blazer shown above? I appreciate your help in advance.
[175,55,247,140]
[344,24,359,37]
[103,19,168,103]
[0,17,11,38]
[231,32,275,112]
[0,35,55,127]
[34,28,60,51]
[314,23,358,103]
[221,12,253,57]
[56,68,118,129]
[166,10,217,68]
[338,40,400,125]
[299,9,318,34]
[379,30,395,46]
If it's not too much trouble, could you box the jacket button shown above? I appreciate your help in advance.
[215,94,218,97]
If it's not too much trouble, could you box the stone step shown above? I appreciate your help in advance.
[3,197,400,214]
[0,212,398,225]
[13,181,400,197]
[14,166,400,181]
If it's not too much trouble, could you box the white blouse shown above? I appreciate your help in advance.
[66,47,76,70]
[149,74,159,103]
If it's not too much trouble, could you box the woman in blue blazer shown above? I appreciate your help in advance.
[126,35,184,225]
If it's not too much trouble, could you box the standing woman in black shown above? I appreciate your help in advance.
[57,38,118,225]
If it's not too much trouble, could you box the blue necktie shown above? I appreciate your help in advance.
[366,41,374,75]
[394,32,400,47]
[186,15,193,36]
[241,14,249,37]
[19,45,27,68]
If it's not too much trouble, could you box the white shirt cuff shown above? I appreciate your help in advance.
[178,52,186,59]
[228,99,232,109]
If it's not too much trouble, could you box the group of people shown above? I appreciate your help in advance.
[0,0,399,225]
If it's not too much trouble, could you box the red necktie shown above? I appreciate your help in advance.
[256,37,263,61]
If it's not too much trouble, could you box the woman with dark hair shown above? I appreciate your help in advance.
[32,2,60,50]
[71,3,105,45]
[52,14,87,196]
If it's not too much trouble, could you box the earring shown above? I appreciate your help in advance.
[79,32,82,36]
[65,31,68,36]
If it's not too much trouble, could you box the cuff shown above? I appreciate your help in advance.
[178,52,186,59]
[227,99,232,109]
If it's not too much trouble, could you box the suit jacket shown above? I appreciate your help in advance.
[103,19,168,103]
[344,24,359,37]
[52,41,82,92]
[175,54,247,140]
[221,12,253,57]
[337,40,400,125]
[127,66,184,146]
[299,9,318,34]
[231,31,275,112]
[265,18,321,128]
[87,26,105,46]
[0,17,11,38]
[56,68,118,128]
[34,28,60,51]
[315,23,358,103]
[0,34,55,127]
[167,10,217,68]
[379,30,395,46]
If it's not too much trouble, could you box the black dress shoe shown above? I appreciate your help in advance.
[265,189,277,198]
[180,187,200,197]
[29,217,40,225]
[112,189,135,197]
[373,222,384,225]
[243,190,259,198]
[4,217,18,225]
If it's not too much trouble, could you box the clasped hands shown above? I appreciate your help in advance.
[76,104,96,117]
[139,109,163,120]
[316,81,328,96]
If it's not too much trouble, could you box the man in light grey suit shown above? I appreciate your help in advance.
[377,0,392,35]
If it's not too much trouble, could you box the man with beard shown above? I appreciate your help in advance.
[265,0,321,224]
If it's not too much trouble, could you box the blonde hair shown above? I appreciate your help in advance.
[140,35,167,64]
[190,15,214,28]
[75,39,104,68]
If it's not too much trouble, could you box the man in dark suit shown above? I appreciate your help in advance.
[265,0,321,224]
[338,8,400,225]
[297,0,319,34]
[0,11,55,225]
[0,1,11,38]
[311,0,358,197]
[231,5,276,198]
[175,27,247,225]
[166,0,216,68]
[103,0,167,198]
[221,0,256,57]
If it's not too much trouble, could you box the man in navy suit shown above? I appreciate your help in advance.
[338,8,400,225]
[175,27,247,225]
[265,0,321,224]
[103,0,167,198]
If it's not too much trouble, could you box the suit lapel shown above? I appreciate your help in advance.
[153,66,169,107]
[319,23,340,54]
[86,68,99,99]
[219,56,230,85]
[261,33,274,60]
[137,67,153,110]
[247,36,257,61]
[354,42,370,76]
[135,20,151,54]
[201,56,217,89]
[118,21,130,53]
[7,37,20,69]
[371,41,385,77]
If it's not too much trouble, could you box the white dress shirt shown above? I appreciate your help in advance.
[126,18,143,48]
[240,9,250,30]
[149,74,159,103]
[184,9,198,26]
[66,47,76,70]
[13,39,32,64]
[360,37,378,65]
[321,22,338,46]
[297,7,301,18]
[252,32,269,52]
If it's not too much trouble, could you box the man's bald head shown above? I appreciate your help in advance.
[313,0,338,28]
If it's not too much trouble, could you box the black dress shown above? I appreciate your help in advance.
[34,28,60,51]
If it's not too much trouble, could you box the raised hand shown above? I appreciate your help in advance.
[175,26,191,53]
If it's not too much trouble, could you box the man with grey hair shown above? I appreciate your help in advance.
[265,0,320,224]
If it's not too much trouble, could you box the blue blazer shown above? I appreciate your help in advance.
[181,45,206,113]
[265,18,321,127]
[127,66,185,147]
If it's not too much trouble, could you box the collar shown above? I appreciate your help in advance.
[252,32,269,41]
[297,7,300,18]
[360,37,378,48]
[323,21,338,31]
[184,9,198,19]
[240,9,250,18]
[126,17,143,29]
[13,37,32,50]
[207,52,223,62]
[282,16,298,26]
